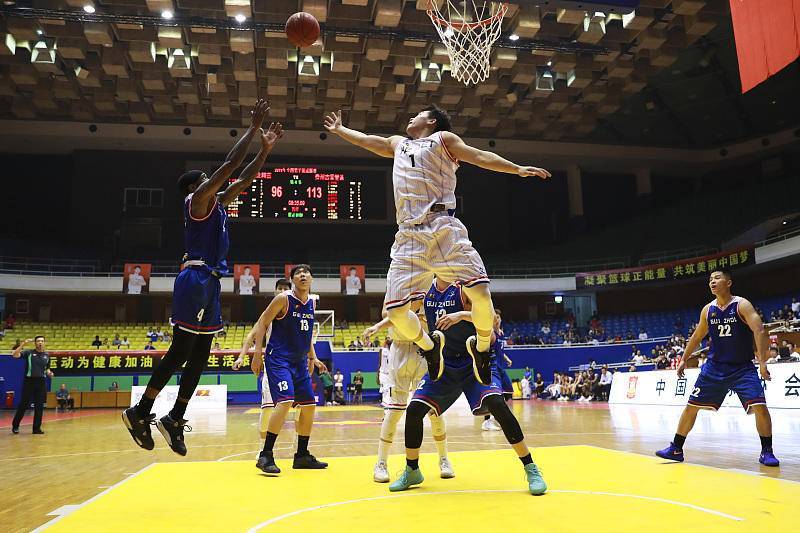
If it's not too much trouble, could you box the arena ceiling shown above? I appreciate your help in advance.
[0,0,798,148]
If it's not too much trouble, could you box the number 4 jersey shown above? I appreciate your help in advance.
[268,291,315,362]
[706,296,755,366]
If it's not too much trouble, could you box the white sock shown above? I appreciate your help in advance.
[378,409,404,462]
[428,413,448,459]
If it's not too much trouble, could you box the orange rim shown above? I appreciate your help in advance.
[427,1,508,31]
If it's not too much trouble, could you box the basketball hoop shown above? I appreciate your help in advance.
[427,1,508,86]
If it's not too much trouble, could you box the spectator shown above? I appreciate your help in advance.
[625,331,634,341]
[112,334,122,347]
[217,328,227,338]
[156,328,164,341]
[163,331,172,344]
[108,381,120,392]
[320,370,334,405]
[524,367,532,381]
[792,297,800,316]
[540,322,551,336]
[102,337,110,348]
[638,329,649,340]
[347,340,357,351]
[766,346,781,364]
[631,350,645,365]
[628,364,637,372]
[149,330,159,343]
[534,373,544,398]
[543,372,561,400]
[4,314,16,330]
[146,328,155,339]
[56,384,74,412]
[333,370,344,403]
[597,366,613,401]
[789,342,800,361]
[352,370,364,404]
[120,336,130,348]
[91,335,102,349]
[144,340,156,351]
[213,342,221,350]
[520,376,531,399]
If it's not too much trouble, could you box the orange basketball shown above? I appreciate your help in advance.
[285,12,320,48]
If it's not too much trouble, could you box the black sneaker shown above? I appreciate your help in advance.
[11,427,19,434]
[257,452,281,474]
[156,414,192,456]
[420,330,445,381]
[466,335,492,385]
[122,407,155,450]
[293,452,328,469]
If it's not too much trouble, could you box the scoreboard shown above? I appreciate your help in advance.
[225,166,388,222]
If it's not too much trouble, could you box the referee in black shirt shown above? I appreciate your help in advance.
[11,335,54,434]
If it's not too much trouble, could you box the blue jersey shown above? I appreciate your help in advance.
[706,296,754,366]
[268,292,315,362]
[424,281,475,357]
[492,331,505,357]
[184,193,229,274]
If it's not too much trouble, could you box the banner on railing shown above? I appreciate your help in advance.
[43,350,251,375]
[575,247,755,289]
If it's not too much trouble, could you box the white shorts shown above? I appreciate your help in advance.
[261,371,273,408]
[381,341,428,410]
[384,214,489,309]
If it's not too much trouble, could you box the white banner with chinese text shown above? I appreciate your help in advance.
[609,363,800,409]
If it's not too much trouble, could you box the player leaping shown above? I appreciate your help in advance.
[323,105,550,392]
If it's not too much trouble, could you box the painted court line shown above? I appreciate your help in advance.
[33,463,156,532]
[246,489,743,531]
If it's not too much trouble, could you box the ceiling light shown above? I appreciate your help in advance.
[36,29,43,35]
[546,60,552,67]
[83,4,95,14]
[554,295,563,304]
[509,34,519,41]
[536,68,554,91]
[782,220,789,225]
[161,10,174,20]
[234,14,246,23]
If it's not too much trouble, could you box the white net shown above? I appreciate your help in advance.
[427,1,508,86]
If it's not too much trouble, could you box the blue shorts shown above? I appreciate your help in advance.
[411,357,503,416]
[265,356,315,406]
[688,361,766,413]
[170,267,223,334]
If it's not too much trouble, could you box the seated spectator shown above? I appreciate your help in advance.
[597,366,613,401]
[55,384,74,412]
[628,364,637,372]
[112,334,122,347]
[655,353,669,370]
[92,335,102,349]
[632,351,645,365]
[792,297,800,317]
[163,331,172,344]
[355,338,364,350]
[108,381,120,392]
[766,346,781,364]
[144,340,156,351]
[789,342,800,361]
[540,322,551,336]
[4,314,16,330]
[149,330,159,343]
[638,329,649,340]
[347,340,357,351]
[534,373,544,398]
[213,342,221,350]
[146,328,155,339]
[543,372,561,400]
[102,337,110,348]
[156,328,164,341]
[120,336,130,348]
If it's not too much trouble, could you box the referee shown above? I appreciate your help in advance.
[11,335,53,435]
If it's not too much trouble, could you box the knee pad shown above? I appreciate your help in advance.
[485,395,524,444]
[428,413,446,438]
[407,400,431,421]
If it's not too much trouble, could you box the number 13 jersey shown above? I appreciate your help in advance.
[268,291,315,362]
[393,132,459,226]
[706,296,754,366]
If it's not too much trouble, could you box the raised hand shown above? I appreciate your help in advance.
[261,122,284,150]
[250,99,270,129]
[517,166,551,179]
[323,110,343,133]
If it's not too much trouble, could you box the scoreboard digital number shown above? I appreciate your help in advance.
[226,166,386,221]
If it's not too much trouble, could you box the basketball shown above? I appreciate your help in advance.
[285,12,320,48]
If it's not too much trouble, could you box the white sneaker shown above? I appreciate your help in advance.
[482,419,502,431]
[439,457,455,479]
[586,396,593,401]
[373,461,390,483]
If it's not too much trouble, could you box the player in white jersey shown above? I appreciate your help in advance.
[324,105,550,388]
[363,306,454,483]
[234,278,292,438]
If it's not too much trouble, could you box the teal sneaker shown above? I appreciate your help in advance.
[389,466,424,492]
[525,462,547,495]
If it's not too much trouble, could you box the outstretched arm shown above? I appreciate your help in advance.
[440,131,551,179]
[219,122,284,206]
[324,109,404,158]
[191,100,270,217]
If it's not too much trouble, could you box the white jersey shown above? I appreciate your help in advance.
[392,132,459,225]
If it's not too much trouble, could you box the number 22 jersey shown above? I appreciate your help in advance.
[706,296,754,366]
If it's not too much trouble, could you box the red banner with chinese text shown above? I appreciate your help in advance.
[575,247,755,289]
[42,349,249,375]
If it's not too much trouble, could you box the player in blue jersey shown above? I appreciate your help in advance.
[656,269,779,466]
[244,264,329,474]
[483,309,514,431]
[123,100,283,455]
[389,278,547,495]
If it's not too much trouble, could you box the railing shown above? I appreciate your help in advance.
[638,246,718,266]
[756,226,800,247]
[507,336,672,350]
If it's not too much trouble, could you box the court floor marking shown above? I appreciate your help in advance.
[246,489,743,531]
[33,462,156,532]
